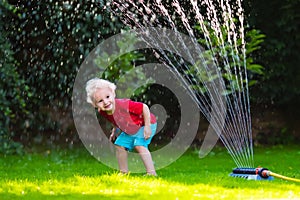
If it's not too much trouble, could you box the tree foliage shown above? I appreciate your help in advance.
[0,0,299,154]
[0,1,29,154]
[0,0,124,153]
[246,0,300,106]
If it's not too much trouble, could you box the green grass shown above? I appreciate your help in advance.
[1,145,300,199]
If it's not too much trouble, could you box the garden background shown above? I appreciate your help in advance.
[1,0,299,154]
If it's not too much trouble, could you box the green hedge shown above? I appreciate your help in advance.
[0,1,29,154]
[246,0,300,106]
[1,0,299,154]
[0,0,124,153]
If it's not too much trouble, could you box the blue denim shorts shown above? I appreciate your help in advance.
[114,123,157,151]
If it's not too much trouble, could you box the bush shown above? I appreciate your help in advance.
[246,0,300,106]
[0,1,30,154]
[0,0,124,147]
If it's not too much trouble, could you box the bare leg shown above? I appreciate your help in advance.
[135,146,157,176]
[115,145,128,173]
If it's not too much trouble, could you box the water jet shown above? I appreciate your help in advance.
[104,0,300,182]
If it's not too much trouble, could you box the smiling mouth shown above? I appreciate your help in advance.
[104,104,111,109]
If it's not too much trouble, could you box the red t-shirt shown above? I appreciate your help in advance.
[99,99,156,134]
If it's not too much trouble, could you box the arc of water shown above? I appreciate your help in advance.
[110,0,229,161]
[188,0,253,167]
[164,0,245,162]
[107,0,254,167]
[154,0,253,167]
[135,1,230,156]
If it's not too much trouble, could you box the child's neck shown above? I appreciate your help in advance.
[106,107,115,115]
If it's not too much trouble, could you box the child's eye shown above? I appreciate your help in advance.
[106,95,109,98]
[99,99,103,103]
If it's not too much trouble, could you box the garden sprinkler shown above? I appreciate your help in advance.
[230,167,300,182]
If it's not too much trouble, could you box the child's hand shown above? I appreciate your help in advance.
[144,125,151,140]
[109,127,117,142]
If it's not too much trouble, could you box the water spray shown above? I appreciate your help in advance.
[230,167,300,182]
[107,0,300,183]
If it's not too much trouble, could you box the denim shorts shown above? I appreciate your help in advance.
[114,123,157,151]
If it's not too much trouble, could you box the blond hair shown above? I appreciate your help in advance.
[86,78,116,107]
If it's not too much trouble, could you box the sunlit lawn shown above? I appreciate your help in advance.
[1,144,300,199]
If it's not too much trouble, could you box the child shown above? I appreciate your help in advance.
[85,78,157,176]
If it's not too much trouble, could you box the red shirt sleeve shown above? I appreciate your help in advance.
[128,100,156,124]
[128,100,143,115]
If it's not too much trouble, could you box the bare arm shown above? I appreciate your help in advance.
[143,103,151,139]
[109,125,117,142]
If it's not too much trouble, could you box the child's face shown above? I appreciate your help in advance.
[93,87,115,114]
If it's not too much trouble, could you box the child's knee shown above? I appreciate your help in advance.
[134,145,148,152]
